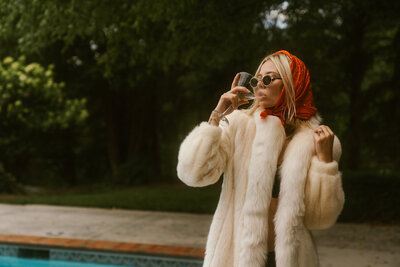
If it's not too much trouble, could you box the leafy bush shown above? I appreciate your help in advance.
[0,163,24,194]
[0,56,88,132]
[0,56,88,188]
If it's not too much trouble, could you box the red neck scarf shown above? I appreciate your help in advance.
[260,50,317,125]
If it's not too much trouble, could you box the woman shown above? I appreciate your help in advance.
[177,50,344,267]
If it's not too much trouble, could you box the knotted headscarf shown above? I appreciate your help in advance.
[260,50,317,125]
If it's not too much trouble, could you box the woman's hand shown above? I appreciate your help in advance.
[214,73,250,116]
[313,125,335,163]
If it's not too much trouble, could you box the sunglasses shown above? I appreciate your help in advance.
[249,75,282,88]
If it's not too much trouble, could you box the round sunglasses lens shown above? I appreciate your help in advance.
[250,77,259,88]
[262,75,272,86]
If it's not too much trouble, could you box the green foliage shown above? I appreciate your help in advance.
[0,56,88,189]
[280,0,400,170]
[0,0,398,188]
[0,0,278,184]
[0,163,24,194]
[0,56,88,132]
[116,158,158,185]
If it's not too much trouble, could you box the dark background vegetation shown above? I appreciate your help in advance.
[0,0,398,223]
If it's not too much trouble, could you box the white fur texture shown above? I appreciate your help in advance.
[177,122,230,187]
[176,110,345,267]
[239,115,285,266]
[274,127,315,266]
[304,156,344,230]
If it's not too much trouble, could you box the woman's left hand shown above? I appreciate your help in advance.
[313,125,335,163]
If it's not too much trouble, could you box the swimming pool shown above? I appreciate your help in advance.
[0,255,128,267]
[0,244,203,267]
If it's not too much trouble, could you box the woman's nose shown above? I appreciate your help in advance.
[257,79,264,88]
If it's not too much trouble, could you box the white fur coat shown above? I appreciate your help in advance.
[177,109,344,267]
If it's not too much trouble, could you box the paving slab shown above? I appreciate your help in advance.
[0,204,211,247]
[0,204,399,266]
[313,223,400,266]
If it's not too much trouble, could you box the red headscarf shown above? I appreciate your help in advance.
[260,50,317,125]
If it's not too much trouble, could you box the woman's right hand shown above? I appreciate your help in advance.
[214,73,251,116]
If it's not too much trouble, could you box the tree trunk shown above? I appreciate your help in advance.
[61,130,77,186]
[104,87,120,182]
[146,94,161,182]
[391,28,400,171]
[127,85,161,183]
[343,15,368,170]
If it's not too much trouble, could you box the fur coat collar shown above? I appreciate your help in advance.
[239,109,318,266]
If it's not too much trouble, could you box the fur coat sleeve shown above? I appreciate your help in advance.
[304,136,345,229]
[177,121,232,187]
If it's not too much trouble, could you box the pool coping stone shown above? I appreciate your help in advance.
[0,233,205,259]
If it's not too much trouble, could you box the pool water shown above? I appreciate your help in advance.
[0,255,132,267]
[0,244,203,267]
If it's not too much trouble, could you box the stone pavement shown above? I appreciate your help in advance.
[0,204,399,266]
[312,223,400,266]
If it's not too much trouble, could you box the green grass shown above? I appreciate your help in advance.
[0,183,222,214]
